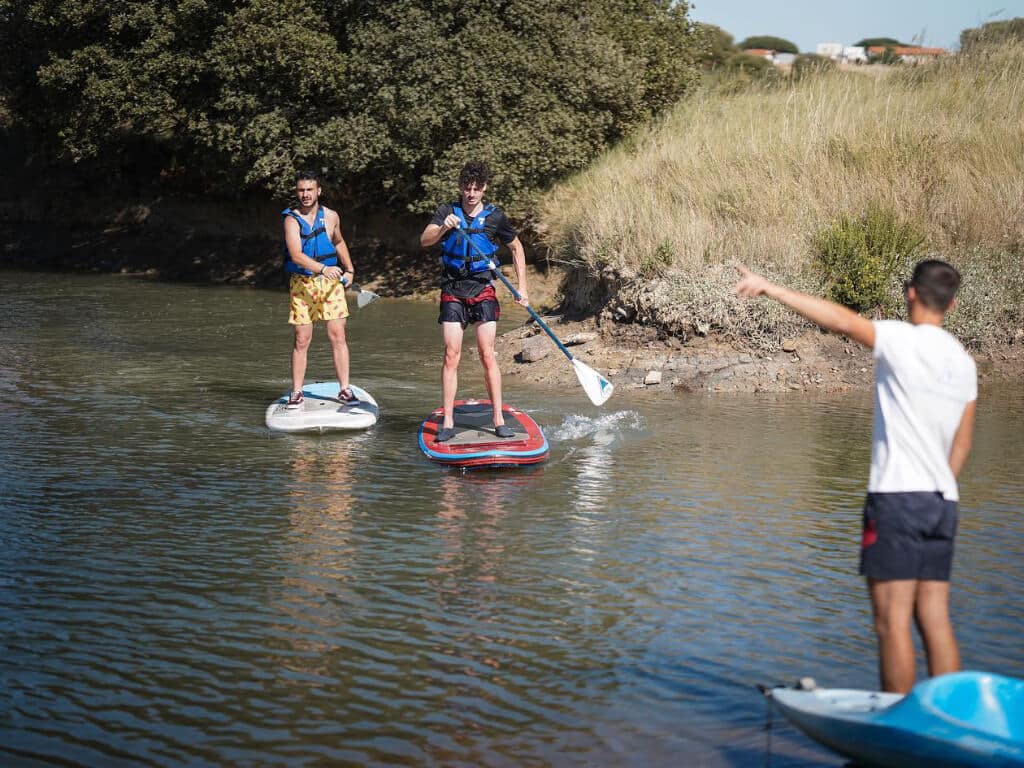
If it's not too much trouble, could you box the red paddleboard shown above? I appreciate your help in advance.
[418,400,549,468]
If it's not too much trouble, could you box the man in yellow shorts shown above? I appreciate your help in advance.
[282,170,358,408]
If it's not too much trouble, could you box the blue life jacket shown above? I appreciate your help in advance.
[440,203,498,276]
[282,206,337,276]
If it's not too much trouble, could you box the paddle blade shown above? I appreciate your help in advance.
[572,358,614,406]
[354,286,379,309]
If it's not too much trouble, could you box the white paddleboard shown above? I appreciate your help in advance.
[265,382,379,433]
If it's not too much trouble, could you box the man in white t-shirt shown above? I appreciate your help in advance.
[734,260,977,694]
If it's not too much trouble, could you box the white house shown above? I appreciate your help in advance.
[816,42,843,59]
[843,46,868,63]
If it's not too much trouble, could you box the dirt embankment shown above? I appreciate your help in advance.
[3,194,1020,395]
[492,265,1024,393]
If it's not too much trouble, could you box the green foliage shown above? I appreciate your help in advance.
[0,0,703,216]
[695,23,735,67]
[725,52,772,73]
[854,37,904,48]
[960,17,1024,53]
[639,240,675,276]
[792,53,836,79]
[737,35,798,54]
[814,205,925,311]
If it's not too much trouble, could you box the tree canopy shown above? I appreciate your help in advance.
[0,0,702,217]
[854,37,904,48]
[737,35,798,54]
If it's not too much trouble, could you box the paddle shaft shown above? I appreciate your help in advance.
[454,228,576,363]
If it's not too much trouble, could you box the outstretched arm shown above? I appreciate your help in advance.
[733,264,876,348]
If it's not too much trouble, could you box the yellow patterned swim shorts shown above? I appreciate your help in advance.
[288,274,350,325]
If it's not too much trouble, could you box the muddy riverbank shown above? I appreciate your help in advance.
[3,196,1020,396]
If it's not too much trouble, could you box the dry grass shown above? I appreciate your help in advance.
[539,43,1024,347]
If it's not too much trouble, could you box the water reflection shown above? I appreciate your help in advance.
[2,272,1022,768]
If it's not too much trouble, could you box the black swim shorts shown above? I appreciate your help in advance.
[438,286,500,327]
[859,492,958,581]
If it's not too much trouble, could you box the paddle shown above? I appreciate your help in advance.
[350,283,380,309]
[316,274,380,309]
[454,228,614,406]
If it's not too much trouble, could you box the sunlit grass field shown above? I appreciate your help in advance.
[540,44,1024,348]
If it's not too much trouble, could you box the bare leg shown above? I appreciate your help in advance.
[868,578,918,693]
[914,580,960,678]
[475,321,504,426]
[326,318,350,389]
[291,324,313,393]
[441,322,464,429]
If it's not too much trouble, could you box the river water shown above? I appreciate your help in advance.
[1,271,1021,767]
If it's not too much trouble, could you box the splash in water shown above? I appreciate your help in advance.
[550,410,644,442]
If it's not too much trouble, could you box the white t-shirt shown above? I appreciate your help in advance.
[869,320,977,501]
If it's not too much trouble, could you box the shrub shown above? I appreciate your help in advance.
[696,23,736,68]
[793,53,836,79]
[814,205,925,311]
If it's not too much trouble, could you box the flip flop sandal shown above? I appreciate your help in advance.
[285,390,304,408]
[338,387,358,404]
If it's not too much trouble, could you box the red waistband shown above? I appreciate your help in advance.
[441,285,498,305]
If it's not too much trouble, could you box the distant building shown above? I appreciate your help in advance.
[867,45,947,63]
[843,46,867,64]
[743,48,776,61]
[816,42,844,59]
[774,53,797,67]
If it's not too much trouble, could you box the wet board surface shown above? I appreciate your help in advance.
[418,400,549,468]
[265,382,378,433]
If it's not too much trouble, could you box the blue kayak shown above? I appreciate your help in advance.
[770,671,1024,767]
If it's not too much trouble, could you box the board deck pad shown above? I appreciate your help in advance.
[265,382,378,433]
[419,400,549,468]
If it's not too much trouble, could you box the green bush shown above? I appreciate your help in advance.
[724,52,772,74]
[814,205,925,311]
[793,54,836,79]
[696,23,736,68]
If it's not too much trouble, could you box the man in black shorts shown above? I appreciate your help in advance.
[735,260,977,693]
[419,161,529,442]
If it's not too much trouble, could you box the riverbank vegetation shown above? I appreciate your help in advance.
[0,0,701,219]
[540,41,1024,350]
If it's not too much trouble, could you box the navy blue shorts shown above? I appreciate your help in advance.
[859,492,958,581]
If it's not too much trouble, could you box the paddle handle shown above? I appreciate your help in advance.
[455,228,576,363]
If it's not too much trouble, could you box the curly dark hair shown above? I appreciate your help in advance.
[458,161,490,188]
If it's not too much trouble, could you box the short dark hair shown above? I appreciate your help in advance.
[459,161,490,188]
[907,259,961,311]
[295,169,320,184]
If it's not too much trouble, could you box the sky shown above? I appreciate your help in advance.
[689,0,1024,52]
